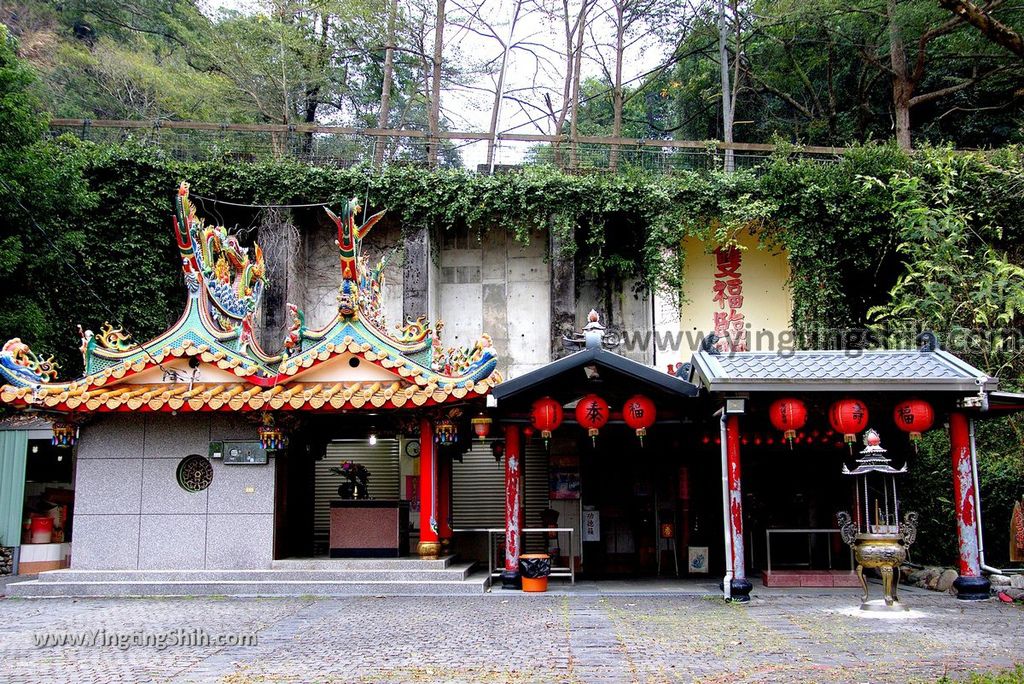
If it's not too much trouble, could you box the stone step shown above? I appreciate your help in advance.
[34,564,476,583]
[270,556,456,571]
[5,573,491,598]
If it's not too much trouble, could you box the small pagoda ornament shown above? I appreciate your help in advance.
[837,428,918,611]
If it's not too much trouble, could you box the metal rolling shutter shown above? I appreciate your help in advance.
[316,440,400,545]
[452,439,548,529]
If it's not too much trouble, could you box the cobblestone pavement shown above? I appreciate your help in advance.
[1,592,1021,683]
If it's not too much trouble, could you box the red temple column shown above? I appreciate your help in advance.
[501,424,522,589]
[417,418,440,558]
[948,411,990,600]
[725,414,752,601]
[438,449,453,552]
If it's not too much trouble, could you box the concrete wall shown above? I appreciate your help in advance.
[72,414,275,570]
[300,216,404,334]
[576,277,653,365]
[270,218,792,379]
[436,225,550,380]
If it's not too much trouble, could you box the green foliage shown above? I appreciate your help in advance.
[936,665,1024,684]
[0,26,96,375]
[868,149,1024,380]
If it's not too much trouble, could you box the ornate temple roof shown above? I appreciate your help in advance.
[0,183,501,413]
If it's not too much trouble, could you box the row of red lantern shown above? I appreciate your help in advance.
[530,394,657,446]
[768,396,935,450]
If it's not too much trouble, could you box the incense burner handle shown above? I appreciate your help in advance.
[837,511,857,546]
[900,511,919,547]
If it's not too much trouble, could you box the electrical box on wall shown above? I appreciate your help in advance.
[210,441,268,465]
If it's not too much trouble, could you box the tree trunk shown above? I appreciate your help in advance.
[888,0,913,150]
[428,0,446,167]
[568,0,589,169]
[486,0,522,172]
[375,0,399,167]
[609,1,626,171]
[302,12,331,157]
[893,83,912,150]
[718,0,734,171]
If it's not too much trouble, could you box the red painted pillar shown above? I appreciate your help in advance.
[438,449,453,552]
[725,414,752,601]
[948,412,990,600]
[417,418,440,558]
[501,424,522,588]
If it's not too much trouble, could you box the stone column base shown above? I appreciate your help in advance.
[728,577,753,602]
[417,540,441,559]
[953,575,991,601]
[500,569,521,589]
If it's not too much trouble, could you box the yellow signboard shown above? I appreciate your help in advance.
[680,231,792,353]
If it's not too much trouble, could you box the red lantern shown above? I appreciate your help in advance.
[769,397,807,448]
[893,398,934,448]
[530,396,563,446]
[622,394,656,446]
[575,393,609,445]
[471,414,492,439]
[829,397,869,451]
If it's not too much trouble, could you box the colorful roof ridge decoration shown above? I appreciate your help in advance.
[0,182,501,412]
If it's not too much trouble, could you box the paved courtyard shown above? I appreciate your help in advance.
[1,590,1021,683]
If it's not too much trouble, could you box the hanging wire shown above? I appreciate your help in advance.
[191,194,330,209]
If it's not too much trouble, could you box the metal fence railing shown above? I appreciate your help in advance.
[453,527,576,585]
[47,119,845,175]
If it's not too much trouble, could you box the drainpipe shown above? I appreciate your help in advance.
[717,408,733,601]
[969,417,1007,576]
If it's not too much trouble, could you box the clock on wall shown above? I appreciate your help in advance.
[404,439,421,458]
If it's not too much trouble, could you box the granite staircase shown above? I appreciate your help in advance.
[4,556,489,597]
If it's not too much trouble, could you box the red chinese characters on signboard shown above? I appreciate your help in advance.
[711,247,746,352]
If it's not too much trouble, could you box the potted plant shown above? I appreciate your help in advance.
[330,461,371,500]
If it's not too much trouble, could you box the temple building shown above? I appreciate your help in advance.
[0,182,1014,600]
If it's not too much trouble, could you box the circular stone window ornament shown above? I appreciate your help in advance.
[176,454,213,492]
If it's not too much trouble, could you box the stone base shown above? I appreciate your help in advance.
[417,540,441,560]
[953,575,991,601]
[729,577,753,602]
[0,546,13,576]
[500,570,521,590]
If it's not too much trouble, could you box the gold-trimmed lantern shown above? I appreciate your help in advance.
[257,412,288,451]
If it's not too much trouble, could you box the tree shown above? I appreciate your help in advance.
[939,0,1024,59]
[0,25,96,366]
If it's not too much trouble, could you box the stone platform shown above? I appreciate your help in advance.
[4,556,488,597]
[762,569,863,588]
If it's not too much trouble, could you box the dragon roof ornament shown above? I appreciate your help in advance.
[0,182,501,411]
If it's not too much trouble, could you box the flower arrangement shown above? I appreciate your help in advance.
[331,460,370,483]
[330,460,371,500]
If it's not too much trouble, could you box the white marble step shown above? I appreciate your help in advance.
[33,564,475,583]
[5,572,490,598]
[270,556,456,570]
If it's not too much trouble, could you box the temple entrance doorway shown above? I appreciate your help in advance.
[273,415,417,560]
[574,426,723,580]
